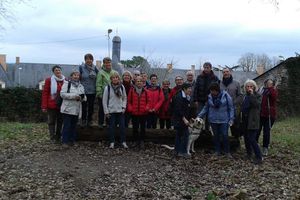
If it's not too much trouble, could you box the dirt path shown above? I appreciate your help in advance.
[0,139,300,199]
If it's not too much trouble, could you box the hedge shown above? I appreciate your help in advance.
[0,87,46,122]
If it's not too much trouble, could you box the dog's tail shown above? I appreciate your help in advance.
[161,144,175,150]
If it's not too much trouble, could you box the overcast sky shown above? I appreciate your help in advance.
[1,0,300,69]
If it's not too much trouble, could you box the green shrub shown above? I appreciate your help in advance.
[0,87,46,122]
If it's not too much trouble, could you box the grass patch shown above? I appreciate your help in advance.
[270,117,300,154]
[0,122,47,141]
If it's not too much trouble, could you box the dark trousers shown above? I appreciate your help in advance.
[174,127,189,154]
[146,113,158,129]
[230,124,240,138]
[47,109,63,141]
[81,94,96,123]
[257,117,275,148]
[244,129,262,160]
[61,114,78,144]
[98,97,108,126]
[108,113,126,143]
[159,118,171,129]
[124,112,131,128]
[210,123,230,154]
[132,115,147,143]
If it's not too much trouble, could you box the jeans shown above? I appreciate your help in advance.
[244,129,262,160]
[47,109,63,141]
[81,94,96,123]
[174,127,189,154]
[61,114,78,144]
[159,118,171,129]
[210,123,230,154]
[132,115,147,143]
[146,113,158,129]
[108,113,126,143]
[257,117,275,148]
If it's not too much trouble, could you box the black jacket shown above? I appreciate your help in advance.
[193,72,219,103]
[172,91,192,128]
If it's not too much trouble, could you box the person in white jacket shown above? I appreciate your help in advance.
[60,70,86,146]
[102,71,127,149]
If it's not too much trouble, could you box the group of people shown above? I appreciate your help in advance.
[41,54,278,165]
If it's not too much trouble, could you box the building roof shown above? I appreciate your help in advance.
[0,64,12,86]
[4,63,77,88]
[253,56,300,81]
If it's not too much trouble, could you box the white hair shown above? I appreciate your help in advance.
[244,79,258,91]
[186,70,194,76]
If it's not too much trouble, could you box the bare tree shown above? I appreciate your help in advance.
[0,0,29,33]
[238,53,257,72]
[256,53,272,70]
[238,53,274,72]
[146,57,178,81]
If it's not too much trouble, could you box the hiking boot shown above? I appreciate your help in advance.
[87,121,93,127]
[178,153,191,159]
[253,157,263,165]
[122,142,128,149]
[262,147,268,156]
[98,124,103,129]
[80,120,87,128]
[226,153,233,159]
[109,143,114,149]
[140,141,145,149]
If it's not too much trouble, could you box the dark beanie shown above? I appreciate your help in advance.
[182,82,192,90]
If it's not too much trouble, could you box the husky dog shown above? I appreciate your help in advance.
[162,118,204,155]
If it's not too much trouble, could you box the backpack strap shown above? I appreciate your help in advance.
[107,85,110,108]
[67,81,71,93]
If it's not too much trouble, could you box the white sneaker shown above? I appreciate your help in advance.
[262,147,268,156]
[109,143,114,149]
[122,142,128,149]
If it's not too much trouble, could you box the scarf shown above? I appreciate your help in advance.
[163,88,170,101]
[212,92,222,108]
[222,76,233,87]
[69,79,80,88]
[51,74,65,98]
[86,64,97,79]
[263,87,271,96]
[111,83,123,98]
[134,85,143,96]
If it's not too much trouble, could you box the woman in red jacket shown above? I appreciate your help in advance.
[41,65,65,143]
[256,79,278,156]
[159,80,172,129]
[146,74,164,129]
[127,76,149,149]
